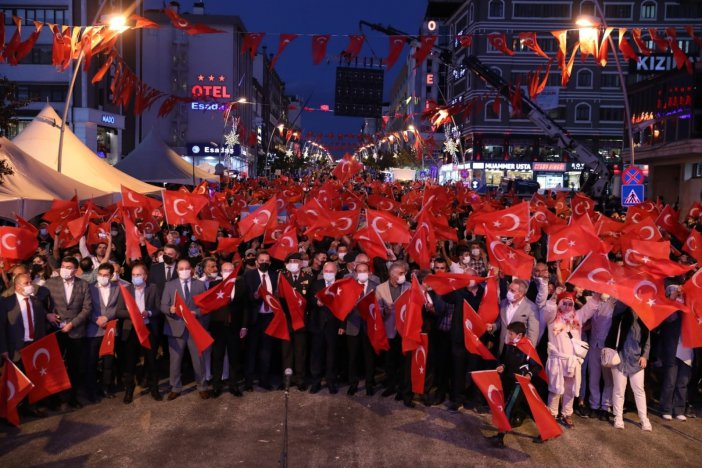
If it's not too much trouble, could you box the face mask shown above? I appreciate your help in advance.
[323,272,336,283]
[471,249,481,257]
[191,236,197,241]
[356,272,369,283]
[301,260,309,268]
[97,276,110,287]
[132,276,145,287]
[33,278,46,287]
[178,270,191,280]
[111,230,118,236]
[396,275,406,285]
[145,233,153,240]
[221,270,234,280]
[246,258,256,266]
[174,238,181,246]
[286,263,300,274]
[338,252,347,261]
[505,335,520,345]
[188,248,199,258]
[506,291,517,303]
[327,249,337,256]
[22,285,34,296]
[163,255,175,265]
[60,268,74,280]
[39,228,48,236]
[461,256,470,265]
[258,263,270,272]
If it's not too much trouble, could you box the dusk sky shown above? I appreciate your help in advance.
[203,0,426,141]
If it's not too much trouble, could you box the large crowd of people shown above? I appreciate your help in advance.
[0,176,699,446]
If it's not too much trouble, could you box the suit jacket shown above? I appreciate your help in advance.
[120,283,161,341]
[374,280,410,340]
[161,277,207,338]
[87,282,127,338]
[149,262,177,296]
[209,277,248,330]
[0,294,48,362]
[345,280,379,336]
[307,278,342,334]
[44,276,93,338]
[497,297,539,354]
[243,268,279,327]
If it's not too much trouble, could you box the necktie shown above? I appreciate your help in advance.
[184,280,191,301]
[262,273,270,293]
[293,275,298,283]
[166,266,172,280]
[25,297,34,340]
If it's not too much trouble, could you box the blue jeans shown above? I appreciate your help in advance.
[659,358,691,416]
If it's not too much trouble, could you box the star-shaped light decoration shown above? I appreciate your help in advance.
[208,74,215,82]
[218,75,225,82]
[285,147,294,157]
[224,128,240,148]
[443,138,459,156]
[197,74,204,81]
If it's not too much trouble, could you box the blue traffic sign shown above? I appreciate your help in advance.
[622,166,643,185]
[621,184,645,207]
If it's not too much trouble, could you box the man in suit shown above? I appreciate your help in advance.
[280,253,312,391]
[210,262,248,397]
[242,250,279,391]
[307,261,343,394]
[149,244,179,297]
[44,256,93,408]
[0,273,49,364]
[160,259,209,400]
[488,279,539,355]
[121,263,162,403]
[375,261,411,400]
[344,261,379,396]
[85,263,127,401]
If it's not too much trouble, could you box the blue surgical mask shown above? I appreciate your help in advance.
[132,276,145,287]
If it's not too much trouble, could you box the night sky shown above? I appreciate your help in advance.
[202,0,425,145]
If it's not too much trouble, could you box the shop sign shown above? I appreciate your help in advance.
[533,162,565,172]
[567,162,586,171]
[101,114,116,124]
[477,162,531,171]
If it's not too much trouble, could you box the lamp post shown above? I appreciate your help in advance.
[264,123,284,178]
[57,8,127,173]
[576,6,636,166]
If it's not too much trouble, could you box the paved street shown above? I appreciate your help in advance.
[2,384,701,467]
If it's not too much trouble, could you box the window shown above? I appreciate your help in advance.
[15,83,68,102]
[0,7,68,25]
[666,2,701,18]
[488,0,504,19]
[575,103,591,122]
[576,69,593,88]
[599,106,624,122]
[641,1,656,19]
[513,2,571,18]
[485,100,501,121]
[580,0,595,15]
[19,45,53,65]
[604,3,633,19]
[600,73,620,88]
[692,163,702,178]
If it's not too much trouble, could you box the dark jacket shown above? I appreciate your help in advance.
[209,277,248,330]
[0,294,49,362]
[605,306,650,354]
[120,283,161,341]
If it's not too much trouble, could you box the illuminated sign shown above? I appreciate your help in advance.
[188,143,239,156]
[473,162,532,171]
[427,20,437,31]
[101,114,115,124]
[633,54,696,73]
[427,73,434,85]
[191,73,231,99]
[533,162,566,172]
[190,102,228,111]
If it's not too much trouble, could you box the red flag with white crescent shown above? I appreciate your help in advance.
[315,277,365,322]
[192,275,237,314]
[478,275,500,324]
[0,360,34,427]
[357,292,390,354]
[410,333,429,394]
[20,334,72,404]
[311,34,330,65]
[99,320,118,357]
[386,35,406,69]
[516,374,563,441]
[471,370,512,433]
[174,293,214,354]
[119,284,152,349]
[278,275,307,331]
[260,285,290,341]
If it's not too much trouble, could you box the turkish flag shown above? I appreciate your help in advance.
[622,214,662,241]
[163,191,208,225]
[515,374,563,441]
[20,334,71,404]
[571,193,596,217]
[367,194,399,212]
[468,202,529,237]
[485,231,534,280]
[268,226,298,261]
[260,285,289,341]
[0,227,39,260]
[269,33,298,69]
[238,197,278,242]
[215,237,242,254]
[318,209,360,238]
[410,333,429,394]
[622,238,695,278]
[121,185,161,211]
[487,32,515,56]
[353,226,390,261]
[357,292,390,354]
[119,284,151,349]
[546,223,605,262]
[413,35,437,68]
[193,275,237,314]
[681,269,702,348]
[567,253,621,297]
[344,34,365,58]
[656,205,689,242]
[191,219,219,243]
[471,370,512,433]
[86,222,110,246]
[683,229,702,263]
[366,209,411,244]
[241,32,265,59]
[98,320,118,357]
[163,7,223,35]
[0,361,34,427]
[619,28,639,61]
[518,31,549,59]
[686,201,702,221]
[278,275,307,331]
[615,270,682,330]
[463,316,496,361]
[406,221,433,269]
[311,34,330,64]
[123,214,144,261]
[386,35,406,70]
[332,154,363,183]
[423,273,485,296]
[14,214,37,234]
[43,197,80,223]
[395,276,426,352]
[515,337,547,381]
[174,293,214,354]
[463,300,487,338]
[315,277,365,321]
[478,276,500,324]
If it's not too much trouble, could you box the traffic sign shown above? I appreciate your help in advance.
[621,184,645,207]
[622,166,643,185]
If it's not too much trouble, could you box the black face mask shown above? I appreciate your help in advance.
[246,258,256,266]
[258,263,270,272]
[163,254,175,265]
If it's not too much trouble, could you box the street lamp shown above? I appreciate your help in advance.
[57,6,128,173]
[576,10,636,166]
[264,123,285,178]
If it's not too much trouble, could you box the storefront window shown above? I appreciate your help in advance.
[96,126,117,161]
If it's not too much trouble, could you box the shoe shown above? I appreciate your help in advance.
[123,388,134,404]
[198,390,211,400]
[381,387,396,398]
[562,415,575,428]
[576,405,589,418]
[365,385,375,396]
[309,383,321,394]
[328,384,338,395]
[298,383,308,392]
[613,418,624,429]
[432,393,446,406]
[661,414,673,421]
[685,406,696,418]
[243,384,254,392]
[229,387,243,397]
[447,401,460,413]
[211,387,222,398]
[641,419,652,432]
[166,392,180,401]
[487,434,505,448]
[68,398,83,409]
[598,410,609,421]
[403,399,416,408]
[347,384,358,396]
[510,415,524,428]
[150,388,163,401]
[675,414,687,422]
[394,392,402,401]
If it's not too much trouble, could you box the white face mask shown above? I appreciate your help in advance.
[338,252,347,261]
[396,275,406,285]
[33,278,46,287]
[221,270,234,280]
[301,260,309,268]
[21,285,34,296]
[60,268,74,280]
[461,256,471,265]
[506,291,517,303]
[356,272,369,283]
[178,270,191,280]
[286,263,300,274]
[471,249,481,257]
[97,276,110,287]
[323,272,336,283]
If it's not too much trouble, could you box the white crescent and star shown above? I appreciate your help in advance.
[6,381,16,402]
[552,237,569,255]
[489,240,506,262]
[640,226,656,240]
[32,347,50,369]
[1,233,17,251]
[633,280,658,302]
[587,267,612,284]
[173,199,189,217]
[487,384,503,411]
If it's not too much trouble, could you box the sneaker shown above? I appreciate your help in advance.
[661,414,673,421]
[614,418,625,429]
[675,414,687,422]
[641,419,652,432]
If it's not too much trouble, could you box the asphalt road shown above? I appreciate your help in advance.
[1,385,701,467]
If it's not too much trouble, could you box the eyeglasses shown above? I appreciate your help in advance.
[561,301,574,307]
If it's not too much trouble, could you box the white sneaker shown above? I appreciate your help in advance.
[614,418,624,429]
[641,419,652,432]
[675,414,687,422]
[661,414,673,421]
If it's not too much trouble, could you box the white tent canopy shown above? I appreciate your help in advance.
[115,128,218,185]
[12,104,161,195]
[0,138,112,220]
